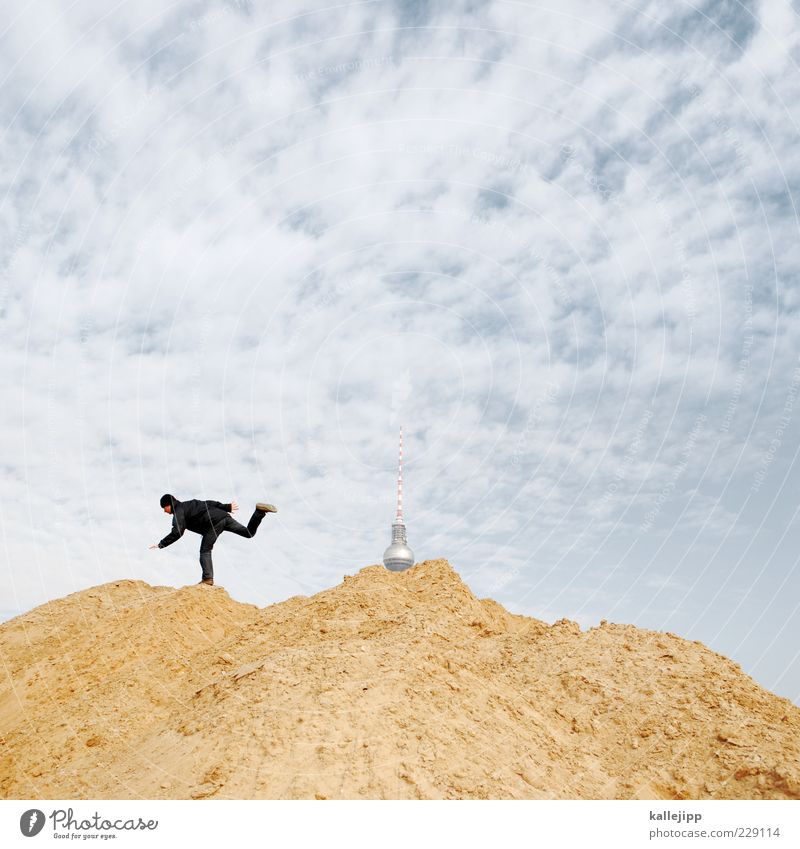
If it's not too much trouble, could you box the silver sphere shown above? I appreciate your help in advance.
[383,540,415,572]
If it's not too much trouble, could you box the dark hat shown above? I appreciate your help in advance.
[159,493,175,508]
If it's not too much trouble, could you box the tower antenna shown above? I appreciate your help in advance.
[383,426,415,571]
[396,426,404,523]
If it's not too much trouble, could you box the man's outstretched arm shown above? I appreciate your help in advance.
[151,505,186,549]
[206,500,238,513]
[157,523,183,548]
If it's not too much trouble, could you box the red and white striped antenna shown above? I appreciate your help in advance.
[384,425,414,570]
[395,426,404,524]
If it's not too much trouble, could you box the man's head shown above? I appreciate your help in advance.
[160,493,175,514]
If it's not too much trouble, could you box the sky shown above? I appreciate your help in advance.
[1,0,799,703]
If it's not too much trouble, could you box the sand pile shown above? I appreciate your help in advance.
[1,559,798,800]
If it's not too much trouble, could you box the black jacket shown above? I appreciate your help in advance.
[158,499,232,548]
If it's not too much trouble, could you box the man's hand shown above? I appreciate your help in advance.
[149,544,159,550]
[230,501,239,513]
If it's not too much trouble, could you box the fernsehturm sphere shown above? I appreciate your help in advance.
[383,427,415,571]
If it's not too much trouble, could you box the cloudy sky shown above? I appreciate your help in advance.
[1,0,799,702]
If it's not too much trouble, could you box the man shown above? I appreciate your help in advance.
[150,494,277,586]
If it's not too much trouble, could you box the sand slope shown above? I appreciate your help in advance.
[1,559,798,799]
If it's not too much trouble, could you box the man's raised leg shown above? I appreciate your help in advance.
[223,512,263,538]
[223,503,277,538]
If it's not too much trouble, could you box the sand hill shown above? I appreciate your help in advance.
[1,559,798,800]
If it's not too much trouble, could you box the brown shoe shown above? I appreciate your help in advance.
[199,578,214,586]
[256,503,277,513]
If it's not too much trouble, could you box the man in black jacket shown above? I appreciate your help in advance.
[150,494,277,585]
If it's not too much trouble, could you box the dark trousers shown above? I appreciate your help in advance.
[199,510,266,581]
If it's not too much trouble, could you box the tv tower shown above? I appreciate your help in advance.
[383,427,415,571]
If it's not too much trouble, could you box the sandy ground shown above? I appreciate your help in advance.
[1,558,798,799]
